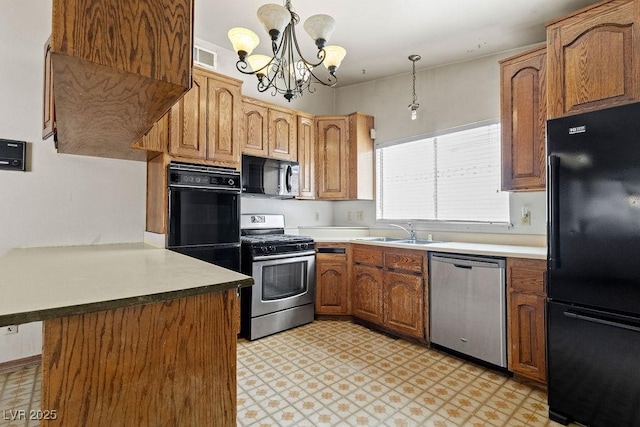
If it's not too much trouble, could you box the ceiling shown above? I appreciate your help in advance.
[195,0,600,87]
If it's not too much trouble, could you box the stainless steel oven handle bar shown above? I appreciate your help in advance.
[252,250,316,261]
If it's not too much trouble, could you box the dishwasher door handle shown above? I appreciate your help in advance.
[430,254,504,269]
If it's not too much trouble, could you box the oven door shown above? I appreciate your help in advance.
[167,187,240,247]
[250,251,315,317]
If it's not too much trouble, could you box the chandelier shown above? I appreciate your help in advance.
[227,1,347,102]
[408,54,421,120]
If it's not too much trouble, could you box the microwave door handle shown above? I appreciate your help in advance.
[286,165,292,193]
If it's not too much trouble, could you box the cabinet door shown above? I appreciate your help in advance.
[509,292,546,383]
[500,47,546,191]
[297,114,315,199]
[352,264,383,325]
[547,0,639,118]
[169,72,207,159]
[269,109,297,161]
[383,271,424,339]
[241,100,269,157]
[316,117,349,199]
[316,256,349,315]
[43,37,56,140]
[206,76,242,168]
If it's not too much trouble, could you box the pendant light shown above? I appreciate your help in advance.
[408,54,421,120]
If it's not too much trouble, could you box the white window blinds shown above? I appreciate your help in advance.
[376,123,509,223]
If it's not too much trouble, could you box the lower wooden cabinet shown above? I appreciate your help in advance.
[507,258,547,385]
[383,270,424,339]
[352,264,384,324]
[351,244,426,341]
[315,243,350,315]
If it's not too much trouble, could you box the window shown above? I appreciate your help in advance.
[376,123,509,223]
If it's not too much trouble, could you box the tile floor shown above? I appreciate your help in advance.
[0,320,564,427]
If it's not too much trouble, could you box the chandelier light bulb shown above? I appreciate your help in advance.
[411,109,417,120]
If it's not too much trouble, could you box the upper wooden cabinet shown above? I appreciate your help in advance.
[297,113,316,199]
[316,113,375,200]
[546,0,640,118]
[137,68,243,169]
[241,97,297,161]
[46,0,193,161]
[500,46,547,191]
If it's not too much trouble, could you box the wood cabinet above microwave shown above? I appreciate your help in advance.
[43,0,193,161]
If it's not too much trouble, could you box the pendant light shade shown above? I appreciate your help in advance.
[303,14,335,48]
[228,28,260,59]
[247,54,272,75]
[228,0,346,102]
[257,3,290,38]
[323,45,347,72]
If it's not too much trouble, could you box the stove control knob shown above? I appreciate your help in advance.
[260,246,268,253]
[228,178,235,186]
[302,243,309,250]
[269,245,276,252]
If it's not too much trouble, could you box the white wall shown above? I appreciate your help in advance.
[0,2,147,363]
[333,48,547,237]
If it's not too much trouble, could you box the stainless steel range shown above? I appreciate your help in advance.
[240,214,315,340]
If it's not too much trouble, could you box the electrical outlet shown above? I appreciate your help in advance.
[347,211,352,221]
[520,207,531,226]
[1,325,18,335]
[314,211,319,221]
[356,211,364,221]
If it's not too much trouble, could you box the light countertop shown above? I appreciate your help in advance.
[322,238,546,260]
[0,243,253,326]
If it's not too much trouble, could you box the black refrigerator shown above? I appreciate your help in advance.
[547,102,640,426]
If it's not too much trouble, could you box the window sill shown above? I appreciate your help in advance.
[373,219,512,234]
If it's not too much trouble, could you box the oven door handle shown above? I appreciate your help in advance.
[252,250,316,261]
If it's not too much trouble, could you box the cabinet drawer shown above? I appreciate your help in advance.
[384,249,423,274]
[508,258,546,294]
[352,245,383,267]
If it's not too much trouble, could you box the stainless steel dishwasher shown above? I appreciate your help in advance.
[429,252,507,368]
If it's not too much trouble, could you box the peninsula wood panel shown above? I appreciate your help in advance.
[500,47,546,191]
[547,0,639,118]
[42,37,55,140]
[41,290,237,427]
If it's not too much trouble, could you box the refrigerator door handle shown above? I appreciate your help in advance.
[548,155,561,269]
[564,311,640,333]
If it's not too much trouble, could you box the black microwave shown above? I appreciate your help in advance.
[242,155,300,198]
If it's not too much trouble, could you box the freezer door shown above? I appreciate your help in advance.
[547,301,640,426]
[547,101,640,315]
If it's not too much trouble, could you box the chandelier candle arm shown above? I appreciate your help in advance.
[228,0,346,102]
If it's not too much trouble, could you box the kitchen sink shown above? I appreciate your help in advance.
[396,239,441,245]
[360,237,406,242]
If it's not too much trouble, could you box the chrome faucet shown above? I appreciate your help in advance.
[389,222,416,240]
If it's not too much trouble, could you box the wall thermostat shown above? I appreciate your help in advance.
[0,139,26,171]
